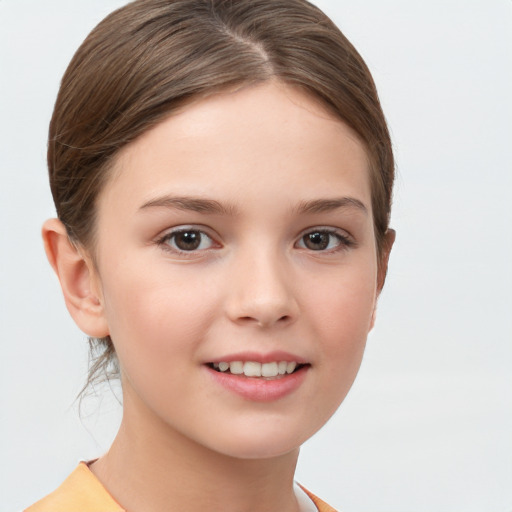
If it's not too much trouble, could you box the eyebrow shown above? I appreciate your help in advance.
[139,195,368,216]
[139,196,239,215]
[295,197,368,215]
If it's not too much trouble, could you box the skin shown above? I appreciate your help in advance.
[43,81,393,512]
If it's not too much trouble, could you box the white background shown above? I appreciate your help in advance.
[1,1,511,511]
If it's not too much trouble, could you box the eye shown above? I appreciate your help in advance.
[159,228,216,253]
[296,229,353,252]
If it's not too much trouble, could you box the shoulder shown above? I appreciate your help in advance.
[24,463,124,512]
[299,485,339,512]
[24,464,338,512]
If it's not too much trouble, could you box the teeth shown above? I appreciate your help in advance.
[213,361,301,377]
[286,362,297,374]
[229,361,244,374]
[243,361,262,377]
[218,362,229,372]
[261,362,279,377]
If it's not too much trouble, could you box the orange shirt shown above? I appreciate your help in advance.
[25,462,338,512]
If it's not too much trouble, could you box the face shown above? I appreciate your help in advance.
[91,82,381,459]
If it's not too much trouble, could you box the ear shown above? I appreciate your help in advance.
[42,218,110,338]
[377,228,396,293]
[369,228,396,330]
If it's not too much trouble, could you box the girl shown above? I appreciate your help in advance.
[26,0,394,510]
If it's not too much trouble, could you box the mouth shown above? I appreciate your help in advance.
[207,361,309,379]
[205,356,310,401]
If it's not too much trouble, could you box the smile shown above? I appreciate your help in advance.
[209,361,306,378]
[206,361,310,402]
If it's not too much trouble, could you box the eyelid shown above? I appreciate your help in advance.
[155,225,221,255]
[295,226,356,252]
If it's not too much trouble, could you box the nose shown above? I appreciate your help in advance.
[224,248,299,328]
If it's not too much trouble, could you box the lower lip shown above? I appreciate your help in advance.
[205,365,309,402]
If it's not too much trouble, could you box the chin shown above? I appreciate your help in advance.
[199,421,317,461]
[216,439,301,461]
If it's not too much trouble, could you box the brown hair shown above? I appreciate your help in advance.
[48,0,394,391]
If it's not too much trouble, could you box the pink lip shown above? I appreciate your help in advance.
[206,351,308,364]
[204,364,310,402]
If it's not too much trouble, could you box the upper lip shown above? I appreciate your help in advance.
[206,351,309,365]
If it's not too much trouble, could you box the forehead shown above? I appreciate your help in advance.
[101,81,371,212]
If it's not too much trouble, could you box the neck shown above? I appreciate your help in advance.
[91,391,300,512]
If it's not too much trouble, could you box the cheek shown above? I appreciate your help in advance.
[302,261,377,368]
[99,262,220,368]
[310,262,376,325]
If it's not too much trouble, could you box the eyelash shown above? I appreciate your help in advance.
[155,227,355,256]
[156,227,217,255]
[295,228,355,253]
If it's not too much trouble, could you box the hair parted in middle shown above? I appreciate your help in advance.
[48,0,394,390]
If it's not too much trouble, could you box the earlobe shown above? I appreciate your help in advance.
[42,218,109,338]
[369,228,396,331]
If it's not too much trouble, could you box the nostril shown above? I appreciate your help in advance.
[229,297,298,327]
[237,315,291,327]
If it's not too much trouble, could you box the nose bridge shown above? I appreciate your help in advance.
[226,241,298,327]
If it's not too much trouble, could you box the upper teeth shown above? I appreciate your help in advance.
[213,361,298,377]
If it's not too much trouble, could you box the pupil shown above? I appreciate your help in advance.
[176,231,200,250]
[306,232,329,250]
